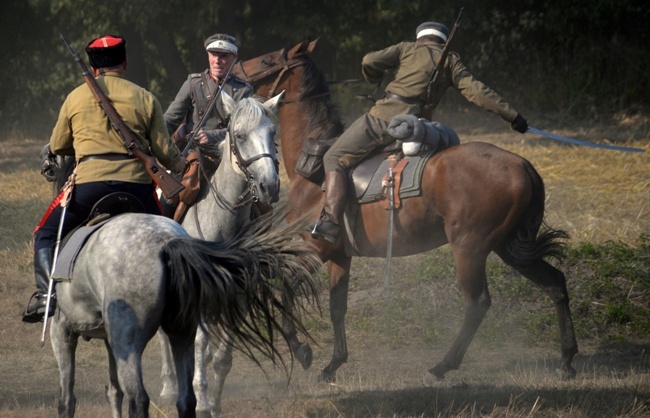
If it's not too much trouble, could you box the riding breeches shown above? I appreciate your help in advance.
[33,181,161,252]
[322,113,391,174]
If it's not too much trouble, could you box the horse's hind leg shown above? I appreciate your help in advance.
[104,340,124,417]
[511,259,578,379]
[157,329,178,402]
[429,250,491,379]
[168,331,198,418]
[320,255,352,383]
[50,314,78,418]
[106,339,149,418]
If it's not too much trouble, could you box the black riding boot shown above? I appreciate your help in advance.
[21,248,56,323]
[311,171,347,244]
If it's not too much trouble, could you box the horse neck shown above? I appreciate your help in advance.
[278,101,333,220]
[184,150,251,241]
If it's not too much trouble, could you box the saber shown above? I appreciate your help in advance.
[40,175,74,347]
[528,126,645,153]
[383,167,395,297]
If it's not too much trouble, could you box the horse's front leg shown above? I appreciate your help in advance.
[192,327,211,417]
[50,313,79,418]
[157,329,178,402]
[210,337,234,417]
[319,255,352,383]
[281,282,313,370]
[429,250,491,379]
[104,340,124,418]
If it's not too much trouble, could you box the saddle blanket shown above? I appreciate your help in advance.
[52,219,111,281]
[351,149,436,204]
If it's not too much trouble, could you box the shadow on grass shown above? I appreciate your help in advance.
[304,341,650,417]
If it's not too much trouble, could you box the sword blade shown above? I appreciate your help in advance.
[528,126,644,153]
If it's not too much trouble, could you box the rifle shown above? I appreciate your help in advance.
[59,34,185,199]
[182,58,237,155]
[422,8,465,119]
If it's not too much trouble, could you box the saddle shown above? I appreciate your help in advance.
[52,192,145,281]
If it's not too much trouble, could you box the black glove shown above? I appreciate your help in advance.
[39,144,59,182]
[510,114,528,134]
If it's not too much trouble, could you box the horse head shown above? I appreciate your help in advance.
[221,91,284,204]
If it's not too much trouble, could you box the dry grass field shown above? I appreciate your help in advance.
[0,108,648,417]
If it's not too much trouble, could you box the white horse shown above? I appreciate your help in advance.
[156,92,294,416]
[49,94,321,418]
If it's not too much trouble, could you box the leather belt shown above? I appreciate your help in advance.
[384,92,425,106]
[79,153,135,163]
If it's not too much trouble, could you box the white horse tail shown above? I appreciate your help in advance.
[161,210,321,369]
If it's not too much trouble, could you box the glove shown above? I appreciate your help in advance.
[387,114,425,143]
[39,144,58,182]
[510,114,528,134]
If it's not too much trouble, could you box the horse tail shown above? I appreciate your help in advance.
[499,160,569,269]
[162,211,321,369]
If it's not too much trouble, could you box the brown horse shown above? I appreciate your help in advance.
[234,39,578,382]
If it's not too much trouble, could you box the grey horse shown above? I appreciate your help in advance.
[49,94,320,418]
[156,91,291,416]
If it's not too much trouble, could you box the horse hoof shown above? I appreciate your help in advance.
[317,370,336,383]
[296,343,313,370]
[158,390,177,406]
[195,410,212,418]
[555,367,577,380]
[428,365,447,380]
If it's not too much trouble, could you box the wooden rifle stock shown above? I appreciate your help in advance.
[59,34,184,199]
[423,8,464,119]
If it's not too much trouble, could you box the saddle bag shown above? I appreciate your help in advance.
[295,137,333,183]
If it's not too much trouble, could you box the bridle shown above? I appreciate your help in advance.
[189,104,277,239]
[236,49,330,103]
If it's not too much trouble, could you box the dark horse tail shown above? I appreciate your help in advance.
[500,160,569,270]
[161,212,321,369]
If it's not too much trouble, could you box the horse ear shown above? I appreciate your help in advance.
[221,91,236,117]
[288,40,309,59]
[263,90,284,118]
[307,38,318,53]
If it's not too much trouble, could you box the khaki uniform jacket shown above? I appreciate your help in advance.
[361,40,519,123]
[164,70,254,142]
[50,72,183,185]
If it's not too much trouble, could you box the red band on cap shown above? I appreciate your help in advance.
[88,36,123,48]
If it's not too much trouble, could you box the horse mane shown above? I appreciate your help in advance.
[292,52,345,141]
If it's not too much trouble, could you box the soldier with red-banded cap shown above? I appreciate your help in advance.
[312,21,528,244]
[164,33,254,151]
[21,35,187,323]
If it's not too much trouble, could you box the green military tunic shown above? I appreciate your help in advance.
[164,70,254,144]
[50,71,184,184]
[323,39,520,173]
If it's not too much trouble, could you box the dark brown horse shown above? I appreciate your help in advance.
[234,39,578,382]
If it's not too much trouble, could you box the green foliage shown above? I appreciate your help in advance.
[566,235,650,340]
[1,0,649,137]
[344,235,649,350]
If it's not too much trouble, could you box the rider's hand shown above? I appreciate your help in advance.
[194,129,209,145]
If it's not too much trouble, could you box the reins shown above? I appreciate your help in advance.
[190,107,276,237]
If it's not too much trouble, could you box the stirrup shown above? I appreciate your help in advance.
[311,212,341,244]
[21,292,56,323]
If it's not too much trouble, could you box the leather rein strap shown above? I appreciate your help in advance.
[236,51,329,103]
